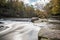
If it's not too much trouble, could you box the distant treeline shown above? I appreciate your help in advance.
[0,0,51,18]
[0,0,38,18]
[0,0,60,18]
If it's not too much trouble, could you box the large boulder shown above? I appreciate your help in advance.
[38,27,60,40]
[31,17,39,22]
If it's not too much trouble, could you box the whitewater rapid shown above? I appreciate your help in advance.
[0,21,41,40]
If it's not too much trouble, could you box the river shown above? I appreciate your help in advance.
[0,18,60,40]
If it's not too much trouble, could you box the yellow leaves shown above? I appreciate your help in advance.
[50,0,60,14]
[52,8,57,14]
[52,5,60,14]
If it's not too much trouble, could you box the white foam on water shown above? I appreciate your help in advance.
[0,21,41,40]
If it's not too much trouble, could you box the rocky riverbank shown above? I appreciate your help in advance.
[34,19,60,40]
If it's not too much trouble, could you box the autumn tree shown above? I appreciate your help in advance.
[51,0,60,15]
[44,0,60,16]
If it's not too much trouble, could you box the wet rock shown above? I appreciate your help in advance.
[38,27,60,40]
[48,22,60,30]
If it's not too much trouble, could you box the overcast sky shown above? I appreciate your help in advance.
[20,0,50,5]
[19,0,50,10]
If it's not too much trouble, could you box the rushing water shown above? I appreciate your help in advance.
[0,20,40,40]
[0,18,60,40]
